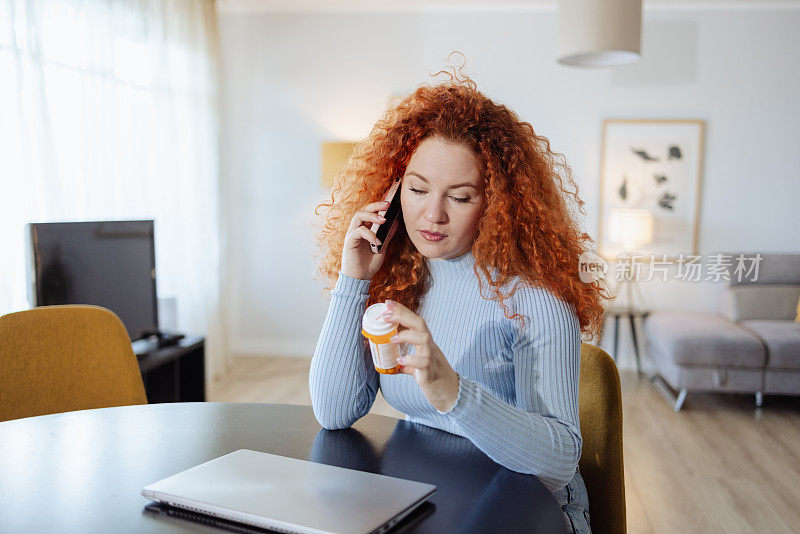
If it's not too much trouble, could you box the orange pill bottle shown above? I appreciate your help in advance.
[361,302,401,375]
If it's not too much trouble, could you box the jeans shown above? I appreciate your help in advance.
[551,468,591,534]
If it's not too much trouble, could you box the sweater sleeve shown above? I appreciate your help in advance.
[437,285,583,492]
[309,271,380,430]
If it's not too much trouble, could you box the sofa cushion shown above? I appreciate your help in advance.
[722,253,800,285]
[722,285,800,321]
[739,320,800,370]
[644,311,766,368]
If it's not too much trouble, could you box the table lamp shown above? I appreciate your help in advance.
[608,208,653,311]
[608,208,653,251]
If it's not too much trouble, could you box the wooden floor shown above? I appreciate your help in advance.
[209,356,800,533]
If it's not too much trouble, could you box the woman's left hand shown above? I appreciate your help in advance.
[382,299,460,413]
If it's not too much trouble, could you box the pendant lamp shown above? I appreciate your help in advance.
[557,0,643,67]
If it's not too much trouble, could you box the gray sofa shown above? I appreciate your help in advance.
[644,253,800,411]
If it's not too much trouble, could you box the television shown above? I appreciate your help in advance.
[26,220,159,341]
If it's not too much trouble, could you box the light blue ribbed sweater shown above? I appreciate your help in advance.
[309,249,583,492]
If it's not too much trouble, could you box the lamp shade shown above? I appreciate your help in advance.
[556,0,642,67]
[608,208,653,249]
[321,142,357,188]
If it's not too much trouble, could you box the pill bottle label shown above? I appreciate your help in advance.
[368,339,400,372]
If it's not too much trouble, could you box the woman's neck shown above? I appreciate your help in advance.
[425,249,476,279]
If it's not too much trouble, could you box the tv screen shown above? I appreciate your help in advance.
[27,220,158,341]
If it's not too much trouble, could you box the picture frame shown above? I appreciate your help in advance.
[598,119,705,263]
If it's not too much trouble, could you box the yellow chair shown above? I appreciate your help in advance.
[579,343,626,534]
[0,305,147,422]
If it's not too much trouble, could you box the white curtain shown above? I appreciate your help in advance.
[0,0,230,386]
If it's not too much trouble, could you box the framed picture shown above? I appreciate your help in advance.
[598,119,705,262]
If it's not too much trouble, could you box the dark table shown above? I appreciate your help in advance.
[0,403,566,533]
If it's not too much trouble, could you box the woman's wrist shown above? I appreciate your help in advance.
[429,371,460,413]
[340,268,371,281]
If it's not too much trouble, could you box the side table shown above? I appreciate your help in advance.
[134,336,206,403]
[603,308,650,376]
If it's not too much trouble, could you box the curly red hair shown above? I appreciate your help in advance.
[313,57,611,341]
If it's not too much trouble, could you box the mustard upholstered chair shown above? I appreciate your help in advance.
[579,342,626,534]
[0,305,147,422]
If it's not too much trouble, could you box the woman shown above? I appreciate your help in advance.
[310,64,609,534]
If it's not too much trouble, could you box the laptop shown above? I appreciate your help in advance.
[141,449,436,534]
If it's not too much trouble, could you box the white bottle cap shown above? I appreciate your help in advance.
[362,303,393,336]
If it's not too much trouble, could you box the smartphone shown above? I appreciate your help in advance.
[370,177,403,254]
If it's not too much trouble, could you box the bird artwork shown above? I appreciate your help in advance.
[668,145,682,160]
[658,191,676,210]
[654,174,668,185]
[631,147,659,161]
[618,176,628,201]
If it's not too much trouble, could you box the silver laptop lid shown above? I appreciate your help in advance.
[142,449,436,534]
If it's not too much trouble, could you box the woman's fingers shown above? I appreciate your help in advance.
[371,200,392,210]
[396,348,421,374]
[398,353,429,369]
[348,202,391,231]
[344,226,379,249]
[349,211,386,232]
[384,300,429,333]
[397,365,415,376]
[356,226,381,248]
[360,211,387,228]
[390,329,427,347]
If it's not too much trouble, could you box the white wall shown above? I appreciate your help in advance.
[218,6,800,371]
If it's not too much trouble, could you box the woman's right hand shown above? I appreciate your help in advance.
[340,200,400,280]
